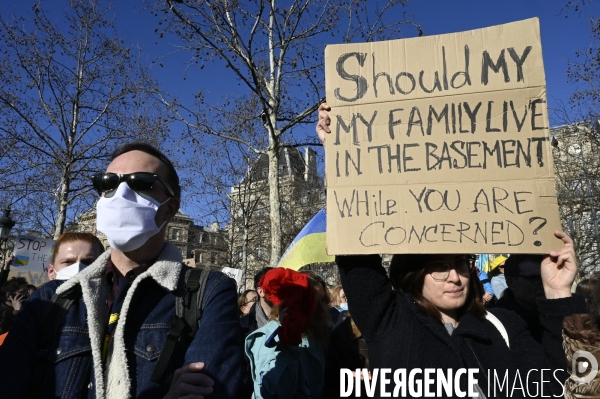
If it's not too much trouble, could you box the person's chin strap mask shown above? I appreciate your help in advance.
[55,262,87,280]
[96,182,171,252]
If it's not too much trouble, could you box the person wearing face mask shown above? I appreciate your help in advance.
[0,142,243,399]
[329,285,348,325]
[47,232,104,281]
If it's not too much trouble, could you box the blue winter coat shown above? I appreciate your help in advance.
[245,320,326,399]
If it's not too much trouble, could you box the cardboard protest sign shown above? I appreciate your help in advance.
[324,18,560,254]
[11,235,55,273]
[7,270,49,286]
[222,267,243,287]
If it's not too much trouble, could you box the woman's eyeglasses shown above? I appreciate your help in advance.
[92,172,175,198]
[426,260,473,281]
[244,296,258,306]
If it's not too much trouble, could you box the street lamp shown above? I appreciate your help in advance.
[0,208,16,267]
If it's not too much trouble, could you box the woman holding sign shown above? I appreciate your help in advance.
[317,104,586,398]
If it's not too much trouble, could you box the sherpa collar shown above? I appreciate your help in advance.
[56,242,184,399]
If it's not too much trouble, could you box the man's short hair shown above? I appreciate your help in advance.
[254,267,274,289]
[504,255,544,277]
[112,142,181,199]
[52,232,104,264]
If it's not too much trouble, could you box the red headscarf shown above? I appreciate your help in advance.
[258,268,316,345]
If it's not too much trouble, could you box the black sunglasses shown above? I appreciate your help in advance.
[92,172,175,198]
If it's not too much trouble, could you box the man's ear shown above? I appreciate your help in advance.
[256,286,265,298]
[48,264,56,281]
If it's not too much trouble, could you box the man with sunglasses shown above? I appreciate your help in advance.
[0,142,243,399]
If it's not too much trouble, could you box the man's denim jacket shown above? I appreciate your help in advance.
[0,242,244,398]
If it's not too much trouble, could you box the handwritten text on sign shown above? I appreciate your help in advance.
[324,18,560,254]
[12,235,55,273]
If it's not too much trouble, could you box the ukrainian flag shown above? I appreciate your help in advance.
[277,209,334,270]
[14,255,29,266]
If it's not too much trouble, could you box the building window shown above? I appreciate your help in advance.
[211,252,216,264]
[171,228,180,240]
[278,165,285,175]
[237,250,244,260]
[319,191,326,201]
[300,195,308,204]
[256,247,269,259]
[256,207,267,219]
[261,169,268,177]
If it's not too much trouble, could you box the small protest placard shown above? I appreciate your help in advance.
[7,270,49,286]
[222,267,243,287]
[324,18,560,254]
[11,235,55,273]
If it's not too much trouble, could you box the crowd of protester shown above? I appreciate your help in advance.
[0,112,598,398]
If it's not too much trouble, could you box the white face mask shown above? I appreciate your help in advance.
[96,182,170,252]
[55,262,87,280]
[339,302,348,311]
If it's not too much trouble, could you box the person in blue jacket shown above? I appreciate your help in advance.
[477,268,495,305]
[245,269,330,399]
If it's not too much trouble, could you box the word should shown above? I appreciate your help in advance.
[334,46,532,102]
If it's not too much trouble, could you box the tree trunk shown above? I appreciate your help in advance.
[54,176,70,239]
[267,146,281,267]
[242,222,249,290]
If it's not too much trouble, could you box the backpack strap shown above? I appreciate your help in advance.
[150,267,211,383]
[485,311,510,349]
[26,285,82,399]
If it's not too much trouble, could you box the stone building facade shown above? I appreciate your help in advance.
[551,124,600,273]
[228,146,337,288]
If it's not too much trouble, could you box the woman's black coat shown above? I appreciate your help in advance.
[337,254,586,398]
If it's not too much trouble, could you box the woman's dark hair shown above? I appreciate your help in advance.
[112,142,181,199]
[1,277,28,297]
[389,254,486,322]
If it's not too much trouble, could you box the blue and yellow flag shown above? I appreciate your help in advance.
[14,255,29,266]
[277,209,334,270]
